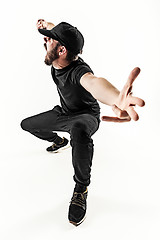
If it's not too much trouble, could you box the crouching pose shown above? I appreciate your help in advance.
[21,19,145,226]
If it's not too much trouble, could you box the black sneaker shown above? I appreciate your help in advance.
[68,188,88,226]
[46,137,69,152]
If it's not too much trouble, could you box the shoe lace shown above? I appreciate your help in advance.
[52,138,65,149]
[70,192,86,210]
[51,143,56,149]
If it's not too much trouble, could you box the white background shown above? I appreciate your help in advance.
[0,0,160,239]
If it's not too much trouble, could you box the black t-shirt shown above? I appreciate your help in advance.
[51,57,100,119]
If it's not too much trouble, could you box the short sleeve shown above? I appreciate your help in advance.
[71,63,94,85]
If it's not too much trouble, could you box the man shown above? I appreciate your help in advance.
[21,19,145,226]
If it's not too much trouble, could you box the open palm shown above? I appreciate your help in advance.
[102,67,145,122]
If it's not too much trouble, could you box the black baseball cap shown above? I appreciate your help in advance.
[38,22,84,55]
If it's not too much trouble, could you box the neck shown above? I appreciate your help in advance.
[52,56,79,69]
[52,59,71,69]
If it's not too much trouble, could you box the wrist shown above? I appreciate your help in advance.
[47,22,55,30]
[110,89,120,107]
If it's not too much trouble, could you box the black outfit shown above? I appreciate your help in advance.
[21,57,100,187]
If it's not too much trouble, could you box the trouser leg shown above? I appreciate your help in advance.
[70,114,100,187]
[21,107,100,187]
[20,106,64,144]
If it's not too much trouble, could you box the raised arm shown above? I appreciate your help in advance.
[36,19,55,51]
[80,67,145,122]
[36,19,55,30]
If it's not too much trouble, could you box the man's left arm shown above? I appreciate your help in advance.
[80,67,145,122]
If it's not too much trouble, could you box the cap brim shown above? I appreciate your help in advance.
[38,28,58,40]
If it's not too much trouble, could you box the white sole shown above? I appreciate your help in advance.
[48,144,70,153]
[69,215,86,226]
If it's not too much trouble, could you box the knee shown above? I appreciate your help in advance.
[71,121,88,134]
[70,121,89,143]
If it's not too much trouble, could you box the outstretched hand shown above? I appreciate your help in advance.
[102,67,145,122]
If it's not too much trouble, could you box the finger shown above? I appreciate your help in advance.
[112,105,122,118]
[127,106,139,121]
[112,105,130,119]
[127,86,133,95]
[128,96,145,107]
[38,19,44,22]
[101,116,131,122]
[37,23,45,29]
[122,67,141,96]
[37,22,42,26]
[127,67,141,86]
[37,25,42,29]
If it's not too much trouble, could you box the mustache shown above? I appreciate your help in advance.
[44,43,47,51]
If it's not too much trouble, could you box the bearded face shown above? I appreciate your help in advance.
[44,42,61,66]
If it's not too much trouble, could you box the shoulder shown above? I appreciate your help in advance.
[74,57,93,70]
[71,57,94,85]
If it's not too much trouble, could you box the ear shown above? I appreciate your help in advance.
[59,46,67,56]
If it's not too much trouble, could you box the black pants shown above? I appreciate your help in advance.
[21,105,100,187]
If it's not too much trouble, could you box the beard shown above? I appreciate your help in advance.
[44,43,60,66]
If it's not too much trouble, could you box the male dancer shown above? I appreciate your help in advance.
[21,19,145,226]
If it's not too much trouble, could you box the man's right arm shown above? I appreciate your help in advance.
[36,19,55,30]
[47,22,55,29]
